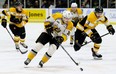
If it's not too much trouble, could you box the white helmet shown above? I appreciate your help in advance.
[71,3,77,7]
[62,10,72,19]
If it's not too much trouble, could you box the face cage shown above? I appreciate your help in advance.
[95,12,103,17]
[63,17,72,23]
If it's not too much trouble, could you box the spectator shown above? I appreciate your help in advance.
[2,0,116,8]
[92,0,99,8]
[41,0,50,8]
[26,0,33,8]
[81,0,90,8]
[56,0,62,8]
[62,0,67,8]
[10,0,24,7]
[33,0,39,8]
[109,0,115,8]
[101,0,107,8]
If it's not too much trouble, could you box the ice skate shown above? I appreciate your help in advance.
[15,44,20,50]
[38,60,44,68]
[91,48,102,60]
[70,35,74,45]
[70,40,73,45]
[20,42,28,48]
[24,58,31,65]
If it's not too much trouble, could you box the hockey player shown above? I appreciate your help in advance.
[74,6,115,60]
[24,10,73,67]
[1,1,28,50]
[67,2,83,45]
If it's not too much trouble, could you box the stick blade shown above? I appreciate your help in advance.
[18,49,28,54]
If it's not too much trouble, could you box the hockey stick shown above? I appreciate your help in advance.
[76,32,110,47]
[51,29,83,70]
[82,32,110,46]
[60,45,83,71]
[53,34,80,66]
[5,28,28,54]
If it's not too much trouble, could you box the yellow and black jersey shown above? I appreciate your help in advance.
[76,11,110,36]
[77,11,109,30]
[67,8,83,21]
[2,7,28,27]
[44,12,74,41]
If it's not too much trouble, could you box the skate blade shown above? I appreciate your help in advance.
[93,57,102,60]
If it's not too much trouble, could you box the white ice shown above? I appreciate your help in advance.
[0,23,116,74]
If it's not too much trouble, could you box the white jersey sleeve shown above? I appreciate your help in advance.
[45,16,55,23]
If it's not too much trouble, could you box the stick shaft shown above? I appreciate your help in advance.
[6,28,14,42]
[82,33,110,46]
[60,45,79,65]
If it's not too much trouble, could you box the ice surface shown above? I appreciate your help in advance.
[0,23,116,74]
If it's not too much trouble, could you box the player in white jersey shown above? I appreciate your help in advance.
[67,3,83,45]
[24,10,73,67]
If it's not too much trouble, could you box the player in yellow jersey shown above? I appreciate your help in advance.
[74,6,115,59]
[24,10,73,67]
[1,1,28,50]
[67,3,83,45]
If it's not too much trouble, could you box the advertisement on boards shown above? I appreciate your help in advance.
[25,9,46,22]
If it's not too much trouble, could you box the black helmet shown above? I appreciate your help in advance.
[95,6,103,13]
[14,1,23,7]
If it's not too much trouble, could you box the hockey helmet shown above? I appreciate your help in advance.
[62,10,72,23]
[95,6,103,13]
[62,10,72,19]
[71,3,77,7]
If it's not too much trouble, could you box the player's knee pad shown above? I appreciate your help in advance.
[20,39,25,43]
[46,44,57,56]
[14,36,20,43]
[51,40,60,49]
[73,44,81,51]
[93,38,102,44]
[70,27,76,35]
[33,42,44,52]
[94,43,100,48]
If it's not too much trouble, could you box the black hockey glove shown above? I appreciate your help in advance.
[1,19,7,28]
[55,36,64,44]
[45,25,53,36]
[107,25,115,35]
